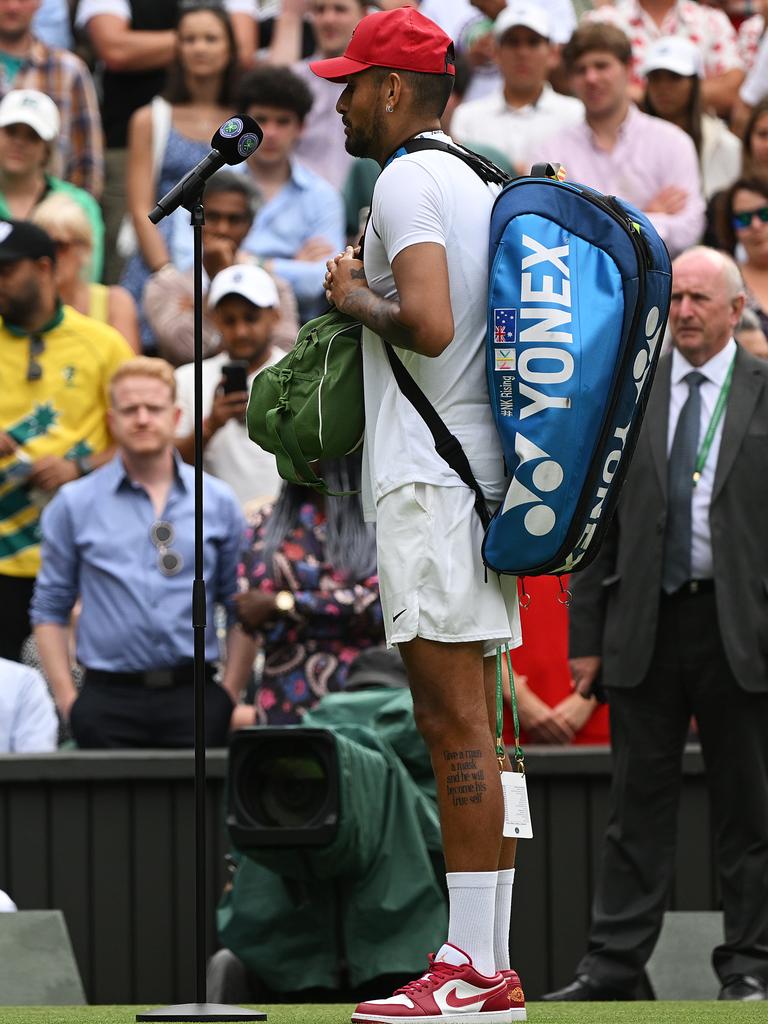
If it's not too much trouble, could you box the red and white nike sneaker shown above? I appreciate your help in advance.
[351,943,525,1024]
[501,970,526,1021]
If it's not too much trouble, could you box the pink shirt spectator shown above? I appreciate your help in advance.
[531,104,705,257]
[585,0,743,86]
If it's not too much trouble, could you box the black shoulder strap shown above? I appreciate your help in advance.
[384,343,491,530]
[398,137,512,187]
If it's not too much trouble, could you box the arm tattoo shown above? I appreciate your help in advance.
[341,286,418,351]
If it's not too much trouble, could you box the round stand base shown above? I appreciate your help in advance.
[136,1003,267,1021]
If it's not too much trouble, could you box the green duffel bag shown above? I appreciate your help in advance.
[246,308,364,493]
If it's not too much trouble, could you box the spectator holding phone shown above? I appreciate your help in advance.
[174,264,284,507]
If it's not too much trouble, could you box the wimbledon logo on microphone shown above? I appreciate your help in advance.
[237,134,260,158]
[220,117,243,137]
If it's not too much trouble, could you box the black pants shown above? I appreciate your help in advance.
[0,573,35,662]
[71,672,234,749]
[579,587,768,989]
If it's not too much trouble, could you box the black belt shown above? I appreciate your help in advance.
[84,664,216,689]
[665,579,715,597]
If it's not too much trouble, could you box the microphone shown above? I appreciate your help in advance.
[148,114,263,224]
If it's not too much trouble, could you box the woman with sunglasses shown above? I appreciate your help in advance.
[704,99,768,247]
[121,1,241,351]
[32,194,140,353]
[0,89,105,282]
[714,176,768,337]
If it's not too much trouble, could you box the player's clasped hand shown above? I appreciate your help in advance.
[324,244,367,312]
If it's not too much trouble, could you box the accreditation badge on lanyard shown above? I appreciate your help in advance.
[502,770,533,839]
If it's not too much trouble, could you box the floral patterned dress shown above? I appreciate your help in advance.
[239,501,385,724]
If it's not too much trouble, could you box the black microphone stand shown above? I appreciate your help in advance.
[136,183,266,1024]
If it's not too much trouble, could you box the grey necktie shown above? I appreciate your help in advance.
[662,371,706,594]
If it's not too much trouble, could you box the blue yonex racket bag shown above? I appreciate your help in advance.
[392,141,672,578]
[482,175,672,575]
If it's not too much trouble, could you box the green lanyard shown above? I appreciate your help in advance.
[692,355,735,487]
[495,643,524,773]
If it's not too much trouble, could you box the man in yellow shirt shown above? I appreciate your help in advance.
[0,220,132,660]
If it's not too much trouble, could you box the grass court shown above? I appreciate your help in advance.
[2,1005,766,1024]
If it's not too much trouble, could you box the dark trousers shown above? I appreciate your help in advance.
[580,587,768,989]
[0,574,36,662]
[71,672,234,749]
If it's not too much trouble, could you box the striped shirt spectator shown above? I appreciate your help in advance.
[0,40,103,198]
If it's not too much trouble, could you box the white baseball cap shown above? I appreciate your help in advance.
[640,36,702,78]
[208,264,280,310]
[0,89,60,141]
[493,1,551,42]
[0,889,17,913]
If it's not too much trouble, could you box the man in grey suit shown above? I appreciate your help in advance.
[543,246,768,1003]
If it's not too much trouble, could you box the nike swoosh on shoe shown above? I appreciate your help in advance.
[444,982,508,1009]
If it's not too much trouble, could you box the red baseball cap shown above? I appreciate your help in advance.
[310,6,455,82]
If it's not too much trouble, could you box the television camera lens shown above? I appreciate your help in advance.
[239,742,330,829]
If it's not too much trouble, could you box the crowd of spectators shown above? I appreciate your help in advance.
[1,0,768,752]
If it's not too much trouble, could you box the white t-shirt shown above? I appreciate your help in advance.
[418,0,476,41]
[0,659,58,753]
[741,26,768,106]
[451,84,584,172]
[75,0,254,27]
[361,131,505,519]
[175,350,283,509]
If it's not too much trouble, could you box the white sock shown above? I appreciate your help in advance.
[446,870,498,977]
[493,868,515,972]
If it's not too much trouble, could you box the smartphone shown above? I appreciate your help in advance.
[221,361,249,395]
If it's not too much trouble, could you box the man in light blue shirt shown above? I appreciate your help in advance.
[31,357,251,748]
[237,64,346,322]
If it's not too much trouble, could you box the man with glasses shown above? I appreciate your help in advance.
[0,219,133,662]
[31,357,249,748]
[143,170,298,364]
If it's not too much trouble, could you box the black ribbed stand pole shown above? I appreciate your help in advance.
[136,190,265,1024]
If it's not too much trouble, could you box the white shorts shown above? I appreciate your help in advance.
[376,482,522,656]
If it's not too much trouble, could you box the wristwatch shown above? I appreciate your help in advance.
[275,590,295,614]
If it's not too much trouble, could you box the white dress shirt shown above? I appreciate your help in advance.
[667,338,737,580]
[451,84,584,171]
[0,659,58,753]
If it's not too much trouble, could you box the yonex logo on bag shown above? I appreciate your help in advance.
[517,234,573,420]
[493,232,577,538]
[492,235,575,422]
[501,432,563,537]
